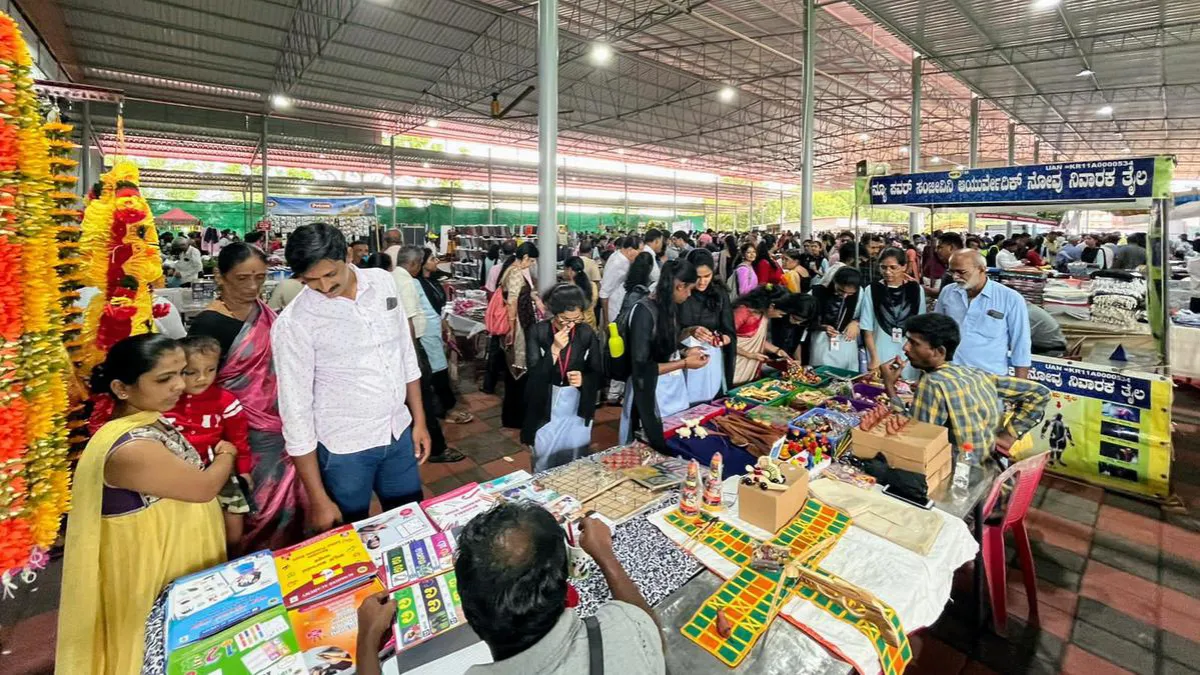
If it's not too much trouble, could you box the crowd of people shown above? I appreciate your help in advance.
[57,220,1076,673]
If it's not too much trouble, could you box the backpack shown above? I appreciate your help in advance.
[484,287,510,336]
[605,286,650,381]
[726,264,743,296]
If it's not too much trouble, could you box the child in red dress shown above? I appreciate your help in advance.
[163,336,253,551]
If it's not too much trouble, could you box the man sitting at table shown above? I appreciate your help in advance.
[455,502,664,674]
[878,313,1050,455]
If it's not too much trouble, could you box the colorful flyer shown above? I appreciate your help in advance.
[165,550,284,653]
[479,470,534,495]
[498,482,562,506]
[392,572,466,652]
[166,605,307,675]
[273,525,376,607]
[353,504,438,567]
[382,531,457,590]
[1018,356,1173,499]
[420,483,497,531]
[288,579,385,673]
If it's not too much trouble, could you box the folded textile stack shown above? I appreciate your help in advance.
[995,271,1047,305]
[1091,294,1140,329]
[1043,281,1092,320]
[1091,276,1146,308]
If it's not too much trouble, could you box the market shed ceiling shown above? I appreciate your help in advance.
[35,0,1200,180]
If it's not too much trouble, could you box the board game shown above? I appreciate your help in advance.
[598,443,657,471]
[381,531,457,590]
[581,479,662,522]
[288,579,385,673]
[538,462,626,502]
[165,550,284,652]
[392,571,466,652]
[274,525,376,608]
[166,605,306,675]
[420,482,497,531]
[353,504,437,567]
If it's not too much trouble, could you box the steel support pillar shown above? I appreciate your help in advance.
[487,148,494,224]
[714,180,720,229]
[1006,122,1016,237]
[909,56,922,237]
[749,183,755,229]
[79,101,92,199]
[536,0,559,292]
[1033,138,1040,164]
[389,134,397,231]
[967,97,979,234]
[800,0,816,238]
[262,116,270,237]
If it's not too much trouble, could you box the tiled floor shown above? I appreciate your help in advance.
[2,377,1198,675]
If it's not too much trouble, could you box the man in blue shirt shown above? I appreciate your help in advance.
[936,249,1031,378]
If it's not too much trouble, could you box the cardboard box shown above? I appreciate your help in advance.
[872,443,951,476]
[851,420,949,466]
[737,462,810,533]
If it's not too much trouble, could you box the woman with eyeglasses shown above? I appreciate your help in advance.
[808,266,863,372]
[522,284,603,471]
[860,247,926,380]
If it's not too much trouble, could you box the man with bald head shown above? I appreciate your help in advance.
[382,229,404,268]
[936,249,1031,378]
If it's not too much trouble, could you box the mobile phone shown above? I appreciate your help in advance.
[882,483,933,510]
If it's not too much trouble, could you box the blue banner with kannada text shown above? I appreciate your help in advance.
[866,157,1159,207]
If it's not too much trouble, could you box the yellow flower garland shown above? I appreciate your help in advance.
[0,11,72,588]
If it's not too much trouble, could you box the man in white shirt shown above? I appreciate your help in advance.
[643,228,664,286]
[273,223,431,529]
[598,236,641,326]
[167,238,203,286]
[382,228,404,268]
[996,239,1023,270]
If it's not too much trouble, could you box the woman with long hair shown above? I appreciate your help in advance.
[58,335,229,674]
[809,266,863,372]
[730,242,759,295]
[499,242,541,428]
[679,249,736,404]
[619,251,656,316]
[754,239,785,286]
[780,249,809,293]
[522,284,604,470]
[561,255,598,329]
[732,285,793,385]
[188,243,304,550]
[620,260,707,451]
[861,247,925,380]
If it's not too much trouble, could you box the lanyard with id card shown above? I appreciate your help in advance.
[891,327,903,344]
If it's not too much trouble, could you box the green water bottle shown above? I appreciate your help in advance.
[608,323,624,358]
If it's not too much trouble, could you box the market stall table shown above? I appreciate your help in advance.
[140,445,999,675]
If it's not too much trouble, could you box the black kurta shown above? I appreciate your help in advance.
[521,321,603,445]
[626,299,677,451]
[679,290,736,395]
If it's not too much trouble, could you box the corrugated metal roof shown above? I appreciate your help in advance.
[47,0,1200,179]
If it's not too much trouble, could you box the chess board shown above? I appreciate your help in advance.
[582,480,662,523]
[598,443,657,471]
[538,462,626,503]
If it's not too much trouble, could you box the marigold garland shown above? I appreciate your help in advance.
[0,12,73,593]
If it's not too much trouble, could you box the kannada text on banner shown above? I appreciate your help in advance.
[1018,356,1172,500]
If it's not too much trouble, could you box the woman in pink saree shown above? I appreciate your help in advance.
[189,243,306,549]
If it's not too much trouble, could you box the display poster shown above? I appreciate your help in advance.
[1016,356,1172,500]
[266,196,376,216]
[859,156,1173,208]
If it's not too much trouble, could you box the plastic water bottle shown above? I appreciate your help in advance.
[607,323,624,358]
[953,442,976,497]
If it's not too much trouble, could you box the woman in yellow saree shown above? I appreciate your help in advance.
[57,334,233,674]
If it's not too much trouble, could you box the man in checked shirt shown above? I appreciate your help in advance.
[878,313,1050,457]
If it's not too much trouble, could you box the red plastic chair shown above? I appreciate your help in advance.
[979,451,1050,634]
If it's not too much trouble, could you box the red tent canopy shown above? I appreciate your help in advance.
[156,207,199,225]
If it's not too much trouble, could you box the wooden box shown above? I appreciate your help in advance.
[737,463,809,533]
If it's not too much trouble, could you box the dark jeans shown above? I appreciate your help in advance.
[482,335,506,393]
[316,429,422,522]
